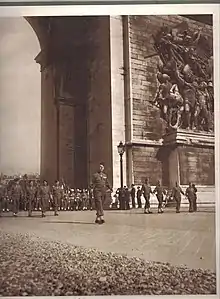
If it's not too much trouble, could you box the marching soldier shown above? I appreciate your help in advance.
[91,162,112,224]
[10,179,23,217]
[0,181,5,217]
[137,186,142,208]
[38,180,51,217]
[20,174,28,211]
[141,178,153,214]
[192,184,198,212]
[35,180,41,211]
[69,189,76,210]
[131,184,136,209]
[185,182,196,213]
[153,180,165,213]
[52,180,64,216]
[171,181,184,213]
[27,180,37,217]
[3,182,10,212]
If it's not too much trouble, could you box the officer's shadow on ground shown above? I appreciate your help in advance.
[43,220,96,225]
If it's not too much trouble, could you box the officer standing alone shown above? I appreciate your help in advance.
[91,162,112,224]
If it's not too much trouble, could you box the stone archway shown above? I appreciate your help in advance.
[0,16,127,190]
[24,16,116,189]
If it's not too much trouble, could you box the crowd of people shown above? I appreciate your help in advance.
[0,170,198,220]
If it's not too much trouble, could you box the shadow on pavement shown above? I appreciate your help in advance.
[43,221,96,225]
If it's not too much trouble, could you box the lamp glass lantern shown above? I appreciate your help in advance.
[117,141,125,155]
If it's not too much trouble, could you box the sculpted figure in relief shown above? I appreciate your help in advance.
[152,21,213,132]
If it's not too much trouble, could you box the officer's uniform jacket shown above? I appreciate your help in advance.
[39,185,51,200]
[153,185,165,199]
[92,171,111,192]
[185,187,196,199]
[141,184,152,196]
[52,186,64,200]
[172,186,184,200]
[10,184,23,200]
[27,186,37,201]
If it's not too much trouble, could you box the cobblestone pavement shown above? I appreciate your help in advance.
[0,207,216,271]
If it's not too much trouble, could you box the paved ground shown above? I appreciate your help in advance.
[0,207,216,271]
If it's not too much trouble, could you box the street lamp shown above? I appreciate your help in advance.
[117,141,125,189]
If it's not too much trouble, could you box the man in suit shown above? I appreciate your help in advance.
[91,162,112,224]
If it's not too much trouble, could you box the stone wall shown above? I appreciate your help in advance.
[132,145,163,185]
[178,146,214,185]
[128,15,213,186]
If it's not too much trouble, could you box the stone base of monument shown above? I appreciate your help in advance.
[158,128,215,208]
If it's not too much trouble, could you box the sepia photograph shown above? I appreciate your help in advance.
[0,4,219,297]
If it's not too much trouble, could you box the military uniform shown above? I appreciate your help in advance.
[0,183,5,216]
[27,185,37,216]
[137,188,142,208]
[131,186,136,209]
[52,185,64,215]
[192,185,198,212]
[185,186,196,212]
[38,185,51,216]
[20,179,28,211]
[10,183,23,216]
[153,184,165,213]
[141,183,152,213]
[91,171,111,218]
[172,185,184,213]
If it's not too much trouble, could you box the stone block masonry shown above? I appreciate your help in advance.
[128,15,214,187]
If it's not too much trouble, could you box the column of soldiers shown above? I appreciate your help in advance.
[0,172,198,218]
[114,179,198,214]
[0,176,94,217]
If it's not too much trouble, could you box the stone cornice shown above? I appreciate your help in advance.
[162,129,214,148]
[125,139,163,147]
